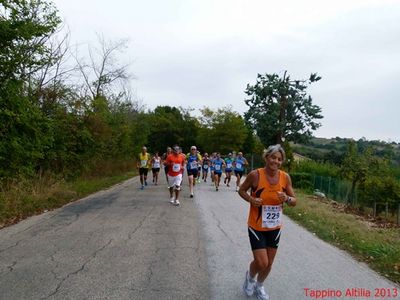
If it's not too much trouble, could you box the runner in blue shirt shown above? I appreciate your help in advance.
[213,152,226,191]
[201,153,211,182]
[186,146,201,198]
[224,153,234,187]
[234,151,249,192]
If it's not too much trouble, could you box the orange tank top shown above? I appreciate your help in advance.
[247,168,288,231]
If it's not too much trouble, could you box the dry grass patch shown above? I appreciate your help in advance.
[285,192,400,284]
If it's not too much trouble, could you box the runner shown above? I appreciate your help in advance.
[196,150,203,183]
[137,146,151,190]
[224,152,234,187]
[210,152,216,184]
[186,146,201,198]
[238,145,297,300]
[212,152,225,191]
[201,153,211,182]
[234,151,249,192]
[162,147,172,186]
[164,145,185,206]
[151,152,161,185]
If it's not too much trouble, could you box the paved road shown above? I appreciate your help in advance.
[0,174,398,300]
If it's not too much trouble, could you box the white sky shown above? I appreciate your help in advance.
[53,0,400,142]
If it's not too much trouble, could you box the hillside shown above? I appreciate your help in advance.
[291,137,400,167]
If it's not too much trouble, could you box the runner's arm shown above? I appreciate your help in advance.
[238,170,262,207]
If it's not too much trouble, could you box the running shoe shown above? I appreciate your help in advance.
[216,187,219,191]
[243,271,255,296]
[236,187,239,192]
[169,197,175,204]
[190,193,194,198]
[227,184,230,187]
[254,283,269,300]
[141,185,144,190]
[144,181,148,186]
[174,199,180,206]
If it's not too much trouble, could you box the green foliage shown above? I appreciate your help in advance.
[290,172,313,191]
[197,106,249,154]
[244,71,323,146]
[146,106,197,153]
[292,160,339,178]
[0,0,61,82]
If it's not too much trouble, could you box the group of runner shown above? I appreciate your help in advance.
[137,144,297,300]
[137,145,249,205]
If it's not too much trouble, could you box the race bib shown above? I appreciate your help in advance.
[227,163,232,169]
[153,161,160,168]
[140,160,147,167]
[236,163,242,169]
[172,163,181,172]
[215,164,221,171]
[262,205,282,228]
[203,165,208,169]
[190,161,197,169]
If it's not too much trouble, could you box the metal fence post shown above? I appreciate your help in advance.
[373,202,377,219]
[385,202,388,220]
[397,202,400,225]
[397,203,400,225]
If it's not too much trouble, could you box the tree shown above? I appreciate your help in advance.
[197,106,248,154]
[0,0,61,84]
[76,34,131,101]
[146,106,198,154]
[340,141,372,203]
[0,0,61,179]
[244,71,323,146]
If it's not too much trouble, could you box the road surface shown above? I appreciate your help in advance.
[0,174,398,299]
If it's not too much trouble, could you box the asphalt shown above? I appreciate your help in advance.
[0,174,398,300]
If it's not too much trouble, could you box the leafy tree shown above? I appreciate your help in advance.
[146,106,198,154]
[0,0,61,179]
[197,106,248,154]
[339,141,372,202]
[0,0,61,84]
[244,71,323,146]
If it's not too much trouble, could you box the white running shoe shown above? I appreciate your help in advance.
[254,283,269,300]
[243,271,255,296]
[174,199,180,206]
[169,197,175,204]
[236,186,239,192]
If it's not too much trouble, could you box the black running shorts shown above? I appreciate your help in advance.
[248,227,281,250]
[235,170,244,177]
[139,168,148,176]
[187,169,198,177]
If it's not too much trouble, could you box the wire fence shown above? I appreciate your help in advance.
[292,173,400,225]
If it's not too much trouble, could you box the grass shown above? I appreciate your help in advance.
[285,192,400,284]
[0,160,137,228]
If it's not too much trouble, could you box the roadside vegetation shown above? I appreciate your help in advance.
[285,192,400,284]
[1,0,399,286]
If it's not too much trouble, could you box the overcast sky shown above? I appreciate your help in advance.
[53,0,400,142]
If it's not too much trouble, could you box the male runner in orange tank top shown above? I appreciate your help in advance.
[238,144,297,300]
